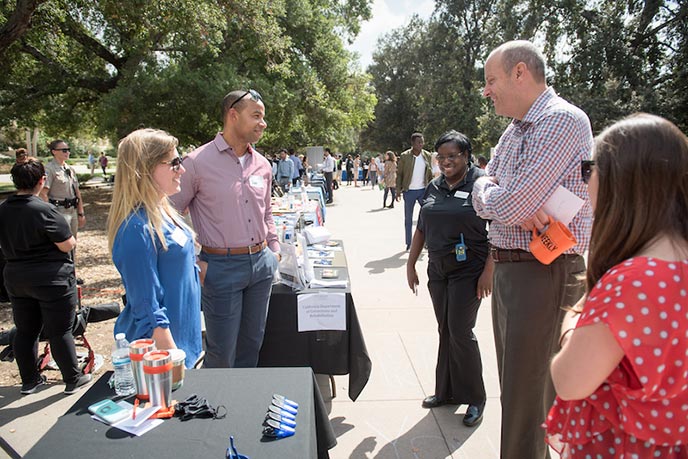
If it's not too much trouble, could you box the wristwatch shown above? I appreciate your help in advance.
[78,212,85,217]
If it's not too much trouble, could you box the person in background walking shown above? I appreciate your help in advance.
[288,148,302,187]
[353,154,361,187]
[99,152,108,175]
[368,155,378,189]
[382,151,397,209]
[322,148,336,204]
[275,149,294,192]
[333,154,342,190]
[87,151,96,175]
[396,133,433,250]
[0,157,92,395]
[345,154,354,186]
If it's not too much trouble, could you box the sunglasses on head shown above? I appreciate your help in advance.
[581,160,595,184]
[228,89,263,110]
[162,155,184,172]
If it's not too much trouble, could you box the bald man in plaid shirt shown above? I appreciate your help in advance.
[472,41,593,459]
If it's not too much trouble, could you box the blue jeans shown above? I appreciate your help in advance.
[200,247,278,368]
[403,189,425,247]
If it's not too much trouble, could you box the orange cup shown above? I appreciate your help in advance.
[529,217,577,265]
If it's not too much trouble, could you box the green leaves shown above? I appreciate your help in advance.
[0,0,375,151]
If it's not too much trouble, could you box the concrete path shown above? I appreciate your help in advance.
[0,183,503,459]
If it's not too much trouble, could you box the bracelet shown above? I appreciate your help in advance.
[559,328,576,347]
[78,212,85,217]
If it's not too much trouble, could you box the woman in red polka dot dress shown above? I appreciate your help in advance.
[544,113,688,458]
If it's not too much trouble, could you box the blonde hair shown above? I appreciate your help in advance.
[107,128,189,253]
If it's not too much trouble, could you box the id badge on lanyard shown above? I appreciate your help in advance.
[455,233,467,262]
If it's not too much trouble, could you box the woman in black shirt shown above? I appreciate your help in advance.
[0,158,91,395]
[406,130,493,426]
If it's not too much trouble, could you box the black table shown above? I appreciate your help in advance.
[259,246,372,401]
[24,368,336,459]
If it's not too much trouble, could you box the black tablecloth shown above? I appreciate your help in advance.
[24,368,336,459]
[259,259,372,401]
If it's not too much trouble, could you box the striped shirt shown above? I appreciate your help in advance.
[471,87,593,254]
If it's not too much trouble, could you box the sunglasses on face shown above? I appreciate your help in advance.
[228,89,263,110]
[162,155,184,172]
[581,160,595,184]
[54,148,70,152]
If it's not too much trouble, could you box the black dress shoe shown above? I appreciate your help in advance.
[421,395,446,408]
[463,402,485,427]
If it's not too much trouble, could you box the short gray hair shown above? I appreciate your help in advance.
[494,40,546,83]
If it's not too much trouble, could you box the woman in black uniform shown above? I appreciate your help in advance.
[0,158,91,395]
[406,130,493,426]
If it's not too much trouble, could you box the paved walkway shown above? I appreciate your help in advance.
[0,183,503,459]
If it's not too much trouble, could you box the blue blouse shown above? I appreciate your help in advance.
[112,208,202,368]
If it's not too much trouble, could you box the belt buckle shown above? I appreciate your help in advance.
[248,243,261,255]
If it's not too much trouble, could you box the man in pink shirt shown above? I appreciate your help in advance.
[171,89,280,368]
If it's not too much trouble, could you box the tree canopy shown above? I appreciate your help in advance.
[363,0,687,154]
[0,0,376,151]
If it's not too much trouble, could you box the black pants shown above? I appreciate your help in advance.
[0,251,8,301]
[383,187,396,206]
[492,254,585,459]
[427,253,486,405]
[8,282,80,385]
[324,171,333,202]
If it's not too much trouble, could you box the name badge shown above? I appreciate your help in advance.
[249,175,265,188]
[454,191,469,199]
[171,226,189,247]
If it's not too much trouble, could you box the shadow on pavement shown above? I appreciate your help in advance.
[347,411,477,459]
[364,252,424,274]
[0,385,64,426]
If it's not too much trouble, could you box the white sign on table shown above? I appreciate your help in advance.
[297,292,346,332]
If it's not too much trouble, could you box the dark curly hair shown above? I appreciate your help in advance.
[11,157,45,190]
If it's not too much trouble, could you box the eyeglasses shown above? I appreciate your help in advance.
[161,155,184,172]
[581,160,595,184]
[53,148,70,152]
[437,154,462,162]
[228,89,263,110]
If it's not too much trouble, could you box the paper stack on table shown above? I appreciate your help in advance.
[91,400,163,436]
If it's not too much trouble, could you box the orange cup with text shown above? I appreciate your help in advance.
[529,217,577,265]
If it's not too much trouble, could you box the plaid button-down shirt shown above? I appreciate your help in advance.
[472,87,593,254]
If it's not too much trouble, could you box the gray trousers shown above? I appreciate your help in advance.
[492,254,585,459]
[200,248,278,368]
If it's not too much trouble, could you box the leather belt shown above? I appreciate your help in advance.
[490,247,537,263]
[49,197,79,208]
[490,247,578,263]
[202,240,267,256]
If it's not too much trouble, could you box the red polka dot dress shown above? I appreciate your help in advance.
[544,257,688,458]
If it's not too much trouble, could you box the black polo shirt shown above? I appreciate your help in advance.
[0,194,74,286]
[417,165,489,261]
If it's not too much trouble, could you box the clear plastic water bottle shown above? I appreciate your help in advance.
[112,333,136,396]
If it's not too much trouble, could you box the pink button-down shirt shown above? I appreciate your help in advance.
[171,133,279,252]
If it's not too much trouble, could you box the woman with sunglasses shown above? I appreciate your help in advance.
[107,129,202,368]
[544,114,688,457]
[41,139,86,240]
[406,130,493,427]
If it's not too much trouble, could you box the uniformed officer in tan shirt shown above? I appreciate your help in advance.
[40,139,86,237]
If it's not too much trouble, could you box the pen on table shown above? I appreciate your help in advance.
[133,398,139,420]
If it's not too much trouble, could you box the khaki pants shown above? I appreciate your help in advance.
[57,207,78,238]
[492,254,585,459]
